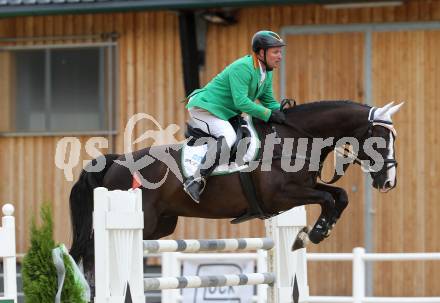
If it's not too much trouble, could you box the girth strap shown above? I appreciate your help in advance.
[230,172,274,224]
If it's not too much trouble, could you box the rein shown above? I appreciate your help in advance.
[318,124,371,185]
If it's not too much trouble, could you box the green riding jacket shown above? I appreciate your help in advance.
[186,55,280,122]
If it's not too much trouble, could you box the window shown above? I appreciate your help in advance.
[0,43,116,134]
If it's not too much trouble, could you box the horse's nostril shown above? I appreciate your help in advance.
[385,180,392,188]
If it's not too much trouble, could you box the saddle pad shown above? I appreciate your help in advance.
[181,115,260,178]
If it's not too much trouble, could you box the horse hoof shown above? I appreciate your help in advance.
[291,226,310,251]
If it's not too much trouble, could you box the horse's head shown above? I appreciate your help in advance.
[359,102,404,193]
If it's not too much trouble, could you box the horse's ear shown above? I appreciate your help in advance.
[388,102,405,116]
[374,102,394,119]
[379,101,395,113]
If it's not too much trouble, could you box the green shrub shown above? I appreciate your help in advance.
[21,203,87,303]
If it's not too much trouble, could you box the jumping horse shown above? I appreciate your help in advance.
[69,100,403,292]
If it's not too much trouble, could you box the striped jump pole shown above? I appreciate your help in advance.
[0,204,17,303]
[144,272,275,291]
[144,237,274,253]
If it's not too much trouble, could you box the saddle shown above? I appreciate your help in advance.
[182,115,259,177]
[185,115,250,160]
[183,115,271,224]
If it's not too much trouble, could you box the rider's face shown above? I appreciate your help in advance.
[258,47,283,69]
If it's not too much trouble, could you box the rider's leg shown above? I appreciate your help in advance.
[198,135,227,177]
[188,107,237,147]
[184,107,236,203]
[183,137,226,203]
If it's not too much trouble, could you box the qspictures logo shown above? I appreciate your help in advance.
[54,113,387,189]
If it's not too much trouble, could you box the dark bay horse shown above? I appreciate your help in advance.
[69,100,403,290]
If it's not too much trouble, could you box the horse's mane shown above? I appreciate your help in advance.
[284,100,371,114]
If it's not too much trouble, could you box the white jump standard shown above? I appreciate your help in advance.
[93,187,309,303]
[0,204,17,303]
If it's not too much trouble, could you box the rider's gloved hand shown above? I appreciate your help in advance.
[280,98,296,110]
[268,109,286,124]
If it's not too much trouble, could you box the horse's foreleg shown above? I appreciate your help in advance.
[307,192,336,245]
[314,183,349,234]
[271,183,335,245]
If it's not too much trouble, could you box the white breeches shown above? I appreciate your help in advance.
[188,106,237,148]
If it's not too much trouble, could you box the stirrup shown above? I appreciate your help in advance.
[183,177,207,203]
[185,176,207,194]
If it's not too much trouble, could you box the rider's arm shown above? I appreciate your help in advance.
[259,73,281,111]
[229,64,272,122]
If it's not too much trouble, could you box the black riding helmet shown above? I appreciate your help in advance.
[251,30,286,71]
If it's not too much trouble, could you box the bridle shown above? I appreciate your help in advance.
[268,106,398,184]
[320,107,398,184]
[365,107,398,183]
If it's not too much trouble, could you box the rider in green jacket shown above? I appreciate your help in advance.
[183,30,287,203]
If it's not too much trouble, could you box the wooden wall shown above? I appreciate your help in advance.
[0,0,439,297]
[0,12,188,253]
[283,26,440,295]
[372,29,440,296]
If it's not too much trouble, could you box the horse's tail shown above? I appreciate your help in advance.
[69,153,120,263]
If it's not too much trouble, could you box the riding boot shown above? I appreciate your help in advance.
[183,136,225,203]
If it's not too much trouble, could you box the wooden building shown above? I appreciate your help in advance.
[0,0,439,297]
